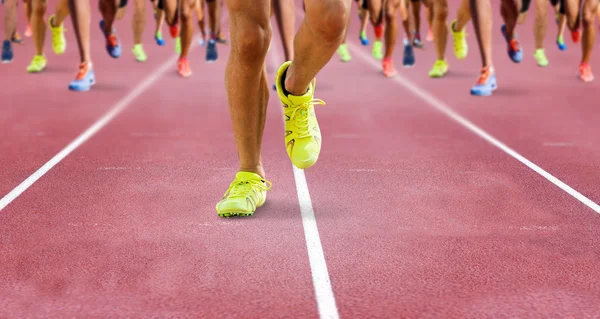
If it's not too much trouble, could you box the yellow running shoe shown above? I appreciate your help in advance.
[275,61,325,170]
[216,171,272,217]
[533,48,549,67]
[132,43,147,62]
[26,55,47,73]
[372,40,383,60]
[428,60,448,78]
[337,44,351,62]
[175,37,181,55]
[49,15,66,55]
[451,20,467,60]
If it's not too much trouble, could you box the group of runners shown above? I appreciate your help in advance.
[2,0,597,217]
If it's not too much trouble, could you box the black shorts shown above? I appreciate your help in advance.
[354,0,368,9]
[551,0,565,14]
[520,0,531,12]
[119,0,127,8]
[560,0,565,14]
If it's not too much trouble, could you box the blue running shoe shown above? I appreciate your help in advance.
[69,63,96,92]
[99,20,121,58]
[501,24,523,63]
[359,31,369,45]
[412,32,424,49]
[1,40,13,63]
[155,31,165,46]
[402,40,415,67]
[470,68,497,96]
[556,36,567,51]
[206,38,218,62]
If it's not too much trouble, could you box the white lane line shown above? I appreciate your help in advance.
[346,40,600,214]
[291,167,340,319]
[0,40,202,212]
[268,32,340,319]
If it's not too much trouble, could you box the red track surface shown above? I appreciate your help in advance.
[1,1,600,317]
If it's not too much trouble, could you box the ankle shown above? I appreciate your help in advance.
[281,65,308,96]
[452,21,462,33]
[239,167,265,178]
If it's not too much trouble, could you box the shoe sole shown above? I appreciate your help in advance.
[69,79,96,92]
[429,73,448,78]
[454,47,468,60]
[134,54,147,62]
[471,85,497,96]
[69,87,91,92]
[218,211,254,218]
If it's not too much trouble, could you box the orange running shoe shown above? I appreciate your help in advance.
[426,29,433,41]
[68,62,96,91]
[177,57,192,78]
[216,32,228,44]
[470,66,497,96]
[11,31,23,44]
[382,58,397,77]
[579,62,594,82]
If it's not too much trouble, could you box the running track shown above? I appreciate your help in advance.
[1,1,600,318]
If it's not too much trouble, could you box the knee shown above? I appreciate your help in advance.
[180,0,194,20]
[434,2,448,20]
[582,9,594,26]
[311,0,349,42]
[566,15,577,29]
[231,19,271,63]
[369,12,381,25]
[384,1,398,20]
[33,0,47,15]
[187,0,196,10]
[384,7,396,21]
[180,9,191,21]
[134,0,145,12]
